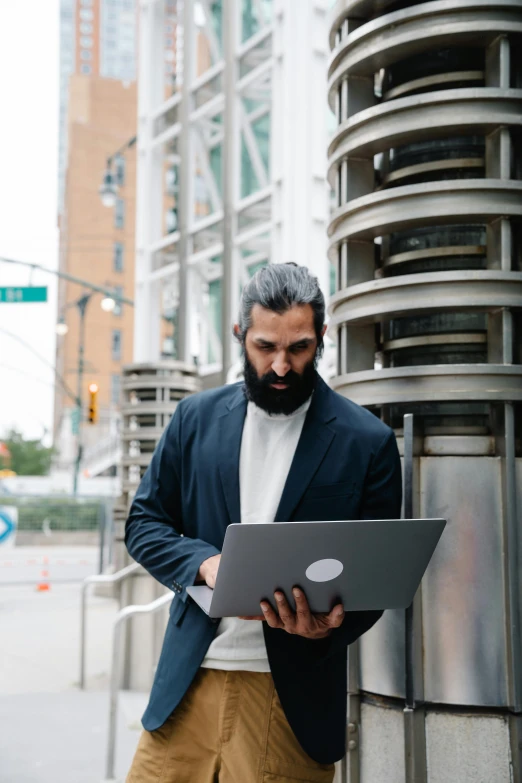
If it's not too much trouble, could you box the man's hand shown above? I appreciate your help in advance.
[197,554,221,589]
[241,587,345,640]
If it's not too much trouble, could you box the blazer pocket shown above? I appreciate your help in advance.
[304,480,357,500]
[169,596,189,626]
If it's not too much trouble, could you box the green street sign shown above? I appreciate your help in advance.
[0,286,48,303]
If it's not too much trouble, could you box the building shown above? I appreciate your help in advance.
[58,0,138,215]
[54,74,137,477]
[327,1,522,780]
[55,0,140,479]
[133,0,333,385]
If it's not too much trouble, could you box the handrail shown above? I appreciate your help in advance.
[104,591,174,782]
[79,562,143,690]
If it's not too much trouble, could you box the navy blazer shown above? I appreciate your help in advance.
[125,375,402,764]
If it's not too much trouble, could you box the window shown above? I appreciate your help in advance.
[80,36,93,47]
[114,198,125,228]
[113,241,124,272]
[114,155,125,186]
[80,0,93,6]
[80,50,92,60]
[80,22,93,33]
[111,330,122,361]
[113,285,123,316]
[80,64,92,74]
[111,374,121,405]
[166,37,174,47]
[80,9,93,19]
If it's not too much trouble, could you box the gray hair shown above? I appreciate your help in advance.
[236,263,325,354]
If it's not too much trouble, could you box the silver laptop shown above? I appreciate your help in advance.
[186,518,446,618]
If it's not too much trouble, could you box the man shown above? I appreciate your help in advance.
[126,263,402,782]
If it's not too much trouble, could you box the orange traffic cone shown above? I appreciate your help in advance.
[36,556,51,592]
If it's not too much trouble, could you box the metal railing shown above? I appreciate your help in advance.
[79,562,143,690]
[104,591,174,782]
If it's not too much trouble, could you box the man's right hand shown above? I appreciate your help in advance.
[197,554,221,589]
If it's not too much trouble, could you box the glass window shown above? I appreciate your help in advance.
[111,374,121,405]
[114,155,125,186]
[113,241,124,272]
[80,50,92,60]
[113,285,123,317]
[111,330,122,361]
[80,22,93,33]
[79,9,93,20]
[80,0,93,5]
[80,36,93,47]
[114,198,125,228]
[166,37,174,47]
[80,64,92,74]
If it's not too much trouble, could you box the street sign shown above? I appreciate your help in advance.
[0,286,48,303]
[0,506,17,547]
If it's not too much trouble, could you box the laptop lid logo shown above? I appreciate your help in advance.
[305,558,344,583]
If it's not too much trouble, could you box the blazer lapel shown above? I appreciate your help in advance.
[275,377,337,522]
[218,387,247,526]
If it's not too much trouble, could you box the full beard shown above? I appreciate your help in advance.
[242,351,318,415]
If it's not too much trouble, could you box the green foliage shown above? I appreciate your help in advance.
[1,430,55,476]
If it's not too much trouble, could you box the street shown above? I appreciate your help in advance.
[0,546,145,782]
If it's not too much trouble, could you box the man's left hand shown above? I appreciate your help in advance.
[239,588,345,640]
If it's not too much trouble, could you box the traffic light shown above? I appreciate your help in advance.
[87,383,98,424]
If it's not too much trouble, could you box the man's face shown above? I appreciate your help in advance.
[238,303,325,415]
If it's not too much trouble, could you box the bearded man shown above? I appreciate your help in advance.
[125,262,402,783]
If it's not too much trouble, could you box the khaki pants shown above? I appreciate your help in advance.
[127,668,335,783]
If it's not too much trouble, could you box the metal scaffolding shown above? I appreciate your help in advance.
[134,0,332,384]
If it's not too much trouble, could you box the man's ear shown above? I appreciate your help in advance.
[321,323,327,338]
[233,324,241,339]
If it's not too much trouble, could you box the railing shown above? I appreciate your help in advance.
[79,562,143,690]
[104,591,174,782]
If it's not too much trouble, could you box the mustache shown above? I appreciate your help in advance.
[259,369,301,387]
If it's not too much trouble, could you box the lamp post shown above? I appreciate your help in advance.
[56,291,117,496]
[99,135,137,209]
[73,293,91,496]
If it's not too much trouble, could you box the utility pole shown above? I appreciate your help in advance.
[72,293,92,496]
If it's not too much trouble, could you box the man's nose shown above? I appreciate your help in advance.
[272,351,291,378]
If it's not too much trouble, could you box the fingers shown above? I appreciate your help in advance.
[326,603,345,628]
[238,615,265,621]
[274,591,297,626]
[292,587,312,620]
[260,600,284,629]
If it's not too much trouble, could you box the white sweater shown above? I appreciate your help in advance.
[201,396,311,671]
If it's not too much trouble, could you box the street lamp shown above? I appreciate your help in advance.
[56,317,69,336]
[99,135,137,208]
[99,167,118,208]
[100,295,116,312]
[56,291,125,494]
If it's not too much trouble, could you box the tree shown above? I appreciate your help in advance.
[1,430,55,476]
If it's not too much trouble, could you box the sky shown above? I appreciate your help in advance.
[0,0,59,445]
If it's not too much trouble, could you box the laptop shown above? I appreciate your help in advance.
[185,518,446,618]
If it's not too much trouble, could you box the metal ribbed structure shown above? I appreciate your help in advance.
[120,361,200,506]
[327,2,522,781]
[116,361,200,690]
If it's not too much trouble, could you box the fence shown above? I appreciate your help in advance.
[0,496,107,532]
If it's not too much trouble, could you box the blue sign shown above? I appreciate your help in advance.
[0,508,16,543]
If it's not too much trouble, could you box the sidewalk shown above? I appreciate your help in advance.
[0,690,147,783]
[0,549,145,782]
